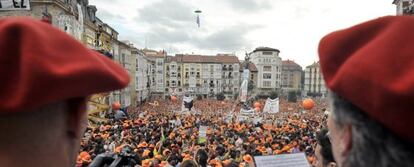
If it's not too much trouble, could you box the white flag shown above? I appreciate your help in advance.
[263,98,279,113]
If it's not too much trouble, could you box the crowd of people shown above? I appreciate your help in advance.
[77,97,329,167]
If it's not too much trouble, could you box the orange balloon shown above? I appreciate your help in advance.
[254,102,261,108]
[171,96,178,102]
[302,99,315,110]
[112,102,121,110]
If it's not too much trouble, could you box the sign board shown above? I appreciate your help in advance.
[198,126,208,144]
[254,153,310,167]
[0,0,30,10]
[263,98,280,114]
[240,108,255,116]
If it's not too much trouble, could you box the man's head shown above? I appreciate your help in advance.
[0,17,129,167]
[319,16,414,167]
[314,129,335,167]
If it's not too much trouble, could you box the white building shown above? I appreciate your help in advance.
[249,47,283,95]
[164,54,240,99]
[142,49,167,97]
[133,49,149,104]
[304,62,328,96]
[118,41,133,107]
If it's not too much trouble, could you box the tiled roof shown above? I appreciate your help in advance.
[174,54,240,63]
[306,61,320,68]
[282,60,302,69]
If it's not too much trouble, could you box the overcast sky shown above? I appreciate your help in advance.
[89,0,395,67]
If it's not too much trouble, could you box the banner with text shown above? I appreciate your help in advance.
[254,153,309,167]
[263,98,280,114]
[0,0,30,10]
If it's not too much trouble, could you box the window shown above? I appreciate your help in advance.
[263,66,272,72]
[263,81,271,87]
[263,51,273,55]
[263,73,272,79]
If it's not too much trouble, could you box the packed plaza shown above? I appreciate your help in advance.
[77,96,328,167]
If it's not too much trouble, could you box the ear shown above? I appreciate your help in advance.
[340,124,353,157]
[66,98,88,139]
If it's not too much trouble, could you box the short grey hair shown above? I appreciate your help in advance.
[329,92,414,167]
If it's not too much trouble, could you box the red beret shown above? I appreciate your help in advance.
[0,17,130,112]
[319,16,414,142]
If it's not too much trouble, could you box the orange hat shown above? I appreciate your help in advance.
[319,16,414,143]
[0,17,129,112]
[222,159,232,166]
[242,154,253,163]
[142,149,151,157]
[209,159,222,167]
[139,142,148,148]
[155,154,163,160]
[141,159,151,167]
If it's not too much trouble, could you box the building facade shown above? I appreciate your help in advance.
[304,62,328,96]
[133,49,149,104]
[142,49,167,97]
[249,47,283,95]
[393,0,414,15]
[163,54,241,99]
[281,60,303,92]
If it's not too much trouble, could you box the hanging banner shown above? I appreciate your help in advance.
[240,108,255,116]
[0,0,30,10]
[263,98,280,114]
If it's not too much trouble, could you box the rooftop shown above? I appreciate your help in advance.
[252,47,280,53]
[282,60,302,70]
[170,54,240,63]
[306,61,320,68]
